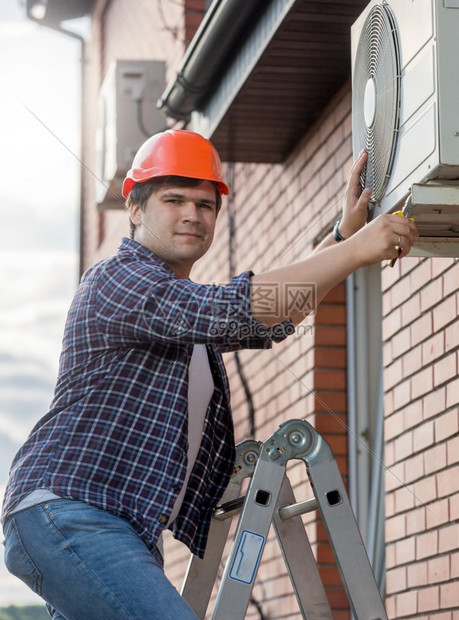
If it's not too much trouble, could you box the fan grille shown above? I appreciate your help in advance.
[352,3,401,205]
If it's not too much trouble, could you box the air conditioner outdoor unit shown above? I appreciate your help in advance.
[351,0,459,256]
[95,60,166,209]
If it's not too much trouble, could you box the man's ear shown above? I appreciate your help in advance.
[129,204,142,228]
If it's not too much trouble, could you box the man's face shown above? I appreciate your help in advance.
[130,180,218,278]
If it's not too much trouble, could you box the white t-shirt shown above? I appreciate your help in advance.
[166,344,214,525]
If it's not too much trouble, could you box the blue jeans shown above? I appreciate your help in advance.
[2,499,198,619]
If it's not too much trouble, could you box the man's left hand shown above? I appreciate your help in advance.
[339,149,372,239]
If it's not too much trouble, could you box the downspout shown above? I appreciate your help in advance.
[26,12,86,279]
[346,273,358,513]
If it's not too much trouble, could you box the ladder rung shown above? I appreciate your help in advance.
[214,495,318,521]
[278,497,318,520]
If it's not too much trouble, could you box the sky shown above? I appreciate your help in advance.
[0,0,80,606]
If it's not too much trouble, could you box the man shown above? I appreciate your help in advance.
[2,130,418,619]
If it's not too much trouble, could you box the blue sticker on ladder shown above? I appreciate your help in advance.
[229,530,265,584]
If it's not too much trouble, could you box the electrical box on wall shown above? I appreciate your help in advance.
[96,60,166,209]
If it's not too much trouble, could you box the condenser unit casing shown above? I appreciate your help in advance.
[96,60,166,209]
[351,0,459,255]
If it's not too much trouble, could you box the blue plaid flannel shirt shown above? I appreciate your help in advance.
[2,238,293,557]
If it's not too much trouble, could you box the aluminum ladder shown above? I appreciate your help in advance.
[181,418,388,620]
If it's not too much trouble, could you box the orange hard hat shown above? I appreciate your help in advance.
[122,129,229,199]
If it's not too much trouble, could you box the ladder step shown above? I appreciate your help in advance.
[214,495,318,521]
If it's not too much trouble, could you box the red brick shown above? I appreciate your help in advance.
[405,453,425,483]
[401,292,421,327]
[396,536,416,565]
[417,585,440,613]
[420,278,443,313]
[411,367,434,401]
[315,304,346,325]
[385,410,405,441]
[385,388,395,416]
[385,358,403,391]
[313,369,346,390]
[443,262,459,295]
[439,522,459,553]
[321,284,346,304]
[414,475,437,504]
[426,498,450,529]
[444,322,458,353]
[423,387,446,421]
[395,485,416,512]
[433,295,457,332]
[396,589,417,616]
[446,377,459,409]
[451,494,459,522]
[434,352,457,388]
[424,443,447,476]
[437,466,459,499]
[384,341,393,367]
[314,347,346,368]
[428,555,450,583]
[452,551,459,579]
[433,257,456,278]
[440,582,459,609]
[314,412,347,435]
[422,332,445,366]
[325,434,347,455]
[390,277,413,311]
[414,420,435,453]
[314,326,346,346]
[386,489,395,516]
[386,542,396,569]
[385,595,396,618]
[416,530,438,560]
[407,560,428,587]
[435,410,458,442]
[393,380,412,411]
[391,326,412,360]
[319,565,343,586]
[410,261,432,292]
[386,513,406,542]
[394,432,413,463]
[403,344,423,378]
[406,506,427,537]
[386,566,407,594]
[411,312,433,347]
[312,391,347,413]
[404,400,424,428]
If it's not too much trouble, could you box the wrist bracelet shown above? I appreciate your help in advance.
[333,218,346,242]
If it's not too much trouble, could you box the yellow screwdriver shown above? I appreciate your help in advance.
[388,196,415,268]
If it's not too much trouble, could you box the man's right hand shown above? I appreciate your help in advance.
[347,212,419,266]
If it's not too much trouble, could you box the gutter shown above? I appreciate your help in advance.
[157,0,267,120]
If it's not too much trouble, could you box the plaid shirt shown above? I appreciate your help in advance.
[2,238,292,557]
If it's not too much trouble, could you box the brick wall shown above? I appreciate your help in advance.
[383,257,459,619]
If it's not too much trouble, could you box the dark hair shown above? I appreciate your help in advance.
[127,176,222,239]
